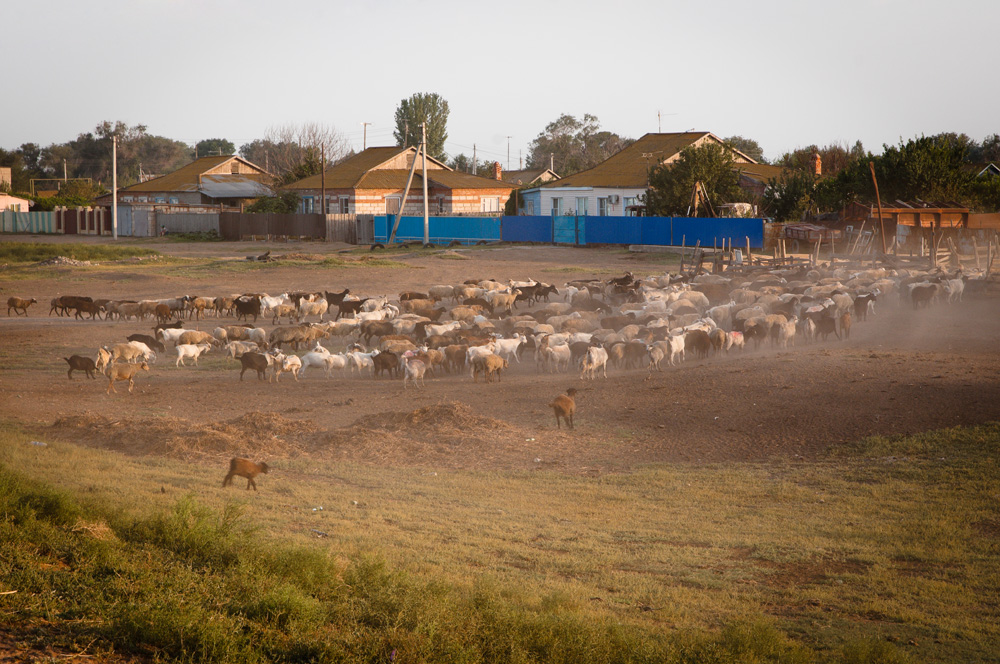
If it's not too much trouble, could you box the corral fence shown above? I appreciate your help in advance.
[373,215,766,248]
[217,213,374,243]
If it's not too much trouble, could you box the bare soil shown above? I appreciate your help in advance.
[2,236,999,475]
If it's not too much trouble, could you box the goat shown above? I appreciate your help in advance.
[472,353,508,383]
[64,355,97,380]
[175,343,212,367]
[580,346,609,380]
[403,357,427,388]
[106,361,149,394]
[7,297,37,317]
[222,457,269,491]
[127,334,166,354]
[239,352,272,381]
[548,388,578,429]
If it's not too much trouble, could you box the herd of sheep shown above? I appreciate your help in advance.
[8,261,976,397]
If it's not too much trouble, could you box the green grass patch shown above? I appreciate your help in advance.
[0,241,160,263]
[2,420,998,662]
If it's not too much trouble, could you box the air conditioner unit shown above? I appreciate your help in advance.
[609,195,620,204]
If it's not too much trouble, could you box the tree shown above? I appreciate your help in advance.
[245,190,301,213]
[644,143,746,216]
[394,93,450,161]
[449,153,472,173]
[196,138,235,158]
[239,123,349,180]
[526,114,633,176]
[761,170,819,221]
[723,136,766,163]
[777,141,865,177]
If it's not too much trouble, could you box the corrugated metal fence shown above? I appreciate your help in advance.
[1,211,57,233]
[371,215,765,248]
[156,212,220,234]
[219,213,327,240]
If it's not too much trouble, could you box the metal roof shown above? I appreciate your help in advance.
[121,156,271,193]
[199,175,273,199]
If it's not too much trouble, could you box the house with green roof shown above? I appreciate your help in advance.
[520,132,766,217]
[284,146,514,215]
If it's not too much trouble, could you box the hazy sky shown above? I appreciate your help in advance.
[4,0,997,165]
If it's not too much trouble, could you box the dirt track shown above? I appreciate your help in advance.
[2,238,999,474]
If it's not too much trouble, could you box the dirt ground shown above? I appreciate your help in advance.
[3,236,1000,475]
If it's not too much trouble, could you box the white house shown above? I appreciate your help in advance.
[520,132,760,217]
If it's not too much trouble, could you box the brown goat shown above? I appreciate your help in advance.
[548,388,578,430]
[222,457,269,491]
[840,311,852,339]
[106,361,149,394]
[64,355,97,380]
[7,297,37,317]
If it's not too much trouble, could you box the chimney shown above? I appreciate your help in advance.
[810,151,822,176]
[493,161,502,181]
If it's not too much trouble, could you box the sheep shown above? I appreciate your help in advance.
[541,344,572,374]
[222,457,269,491]
[492,334,526,363]
[225,340,260,360]
[403,357,427,388]
[347,349,379,376]
[235,295,262,322]
[7,297,37,317]
[373,350,399,378]
[271,304,298,324]
[106,361,149,394]
[271,352,303,382]
[175,343,212,367]
[472,353,508,383]
[177,330,217,347]
[548,388,578,430]
[157,327,188,346]
[724,331,745,352]
[126,334,166,354]
[297,297,329,322]
[853,292,877,321]
[944,277,965,303]
[95,347,112,373]
[580,346,609,380]
[777,317,798,349]
[685,329,713,360]
[910,283,939,309]
[239,352,271,381]
[300,350,350,378]
[64,355,97,380]
[111,342,152,364]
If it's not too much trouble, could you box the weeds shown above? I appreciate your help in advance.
[0,241,159,263]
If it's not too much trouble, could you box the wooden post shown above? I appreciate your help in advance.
[869,162,887,254]
[746,236,751,266]
[680,235,686,272]
[972,235,981,270]
[987,231,995,277]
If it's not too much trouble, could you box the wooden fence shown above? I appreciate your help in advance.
[219,213,326,241]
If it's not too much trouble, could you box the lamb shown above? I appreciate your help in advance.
[7,297,37,317]
[580,346,609,380]
[64,355,97,380]
[175,343,212,367]
[548,388,578,430]
[222,457,269,491]
[403,357,427,388]
[106,361,149,394]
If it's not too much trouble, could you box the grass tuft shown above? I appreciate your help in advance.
[0,241,159,263]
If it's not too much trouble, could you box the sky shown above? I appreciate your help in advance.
[3,0,997,166]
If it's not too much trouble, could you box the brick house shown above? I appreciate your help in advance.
[284,146,514,215]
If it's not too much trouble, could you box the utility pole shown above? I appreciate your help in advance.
[63,159,67,182]
[404,121,409,148]
[320,144,326,215]
[361,122,371,150]
[550,153,554,171]
[506,136,512,172]
[519,150,522,170]
[112,135,118,240]
[472,144,477,175]
[422,123,429,245]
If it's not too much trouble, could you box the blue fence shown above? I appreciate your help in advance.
[374,216,501,245]
[371,215,764,248]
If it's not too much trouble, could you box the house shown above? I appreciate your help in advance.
[284,146,514,215]
[521,132,763,217]
[501,168,560,187]
[107,155,273,207]
[0,192,31,212]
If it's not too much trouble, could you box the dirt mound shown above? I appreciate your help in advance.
[276,253,326,261]
[320,402,516,467]
[50,411,318,460]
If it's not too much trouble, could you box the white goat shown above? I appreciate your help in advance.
[175,343,212,367]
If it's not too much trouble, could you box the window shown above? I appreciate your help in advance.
[576,197,588,216]
[168,197,179,205]
[438,196,445,214]
[481,197,500,213]
[154,197,166,203]
[302,196,314,213]
[385,196,401,215]
[339,197,350,214]
[598,197,609,216]
[525,200,534,215]
[551,197,563,216]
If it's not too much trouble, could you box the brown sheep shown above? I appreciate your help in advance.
[7,297,37,317]
[154,303,173,325]
[840,311,852,339]
[549,388,578,430]
[64,355,97,380]
[177,330,216,347]
[222,457,269,491]
[472,353,508,383]
[106,361,149,394]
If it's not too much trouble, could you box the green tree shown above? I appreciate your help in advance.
[245,190,301,213]
[196,138,235,158]
[777,141,865,177]
[723,135,766,163]
[449,153,472,173]
[761,170,819,221]
[394,93,450,161]
[526,114,632,176]
[645,143,746,216]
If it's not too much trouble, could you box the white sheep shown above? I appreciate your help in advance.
[175,343,212,367]
[541,344,572,373]
[225,341,260,360]
[403,357,427,389]
[273,353,303,382]
[492,334,526,363]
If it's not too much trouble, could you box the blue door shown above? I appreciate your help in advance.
[553,215,579,245]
